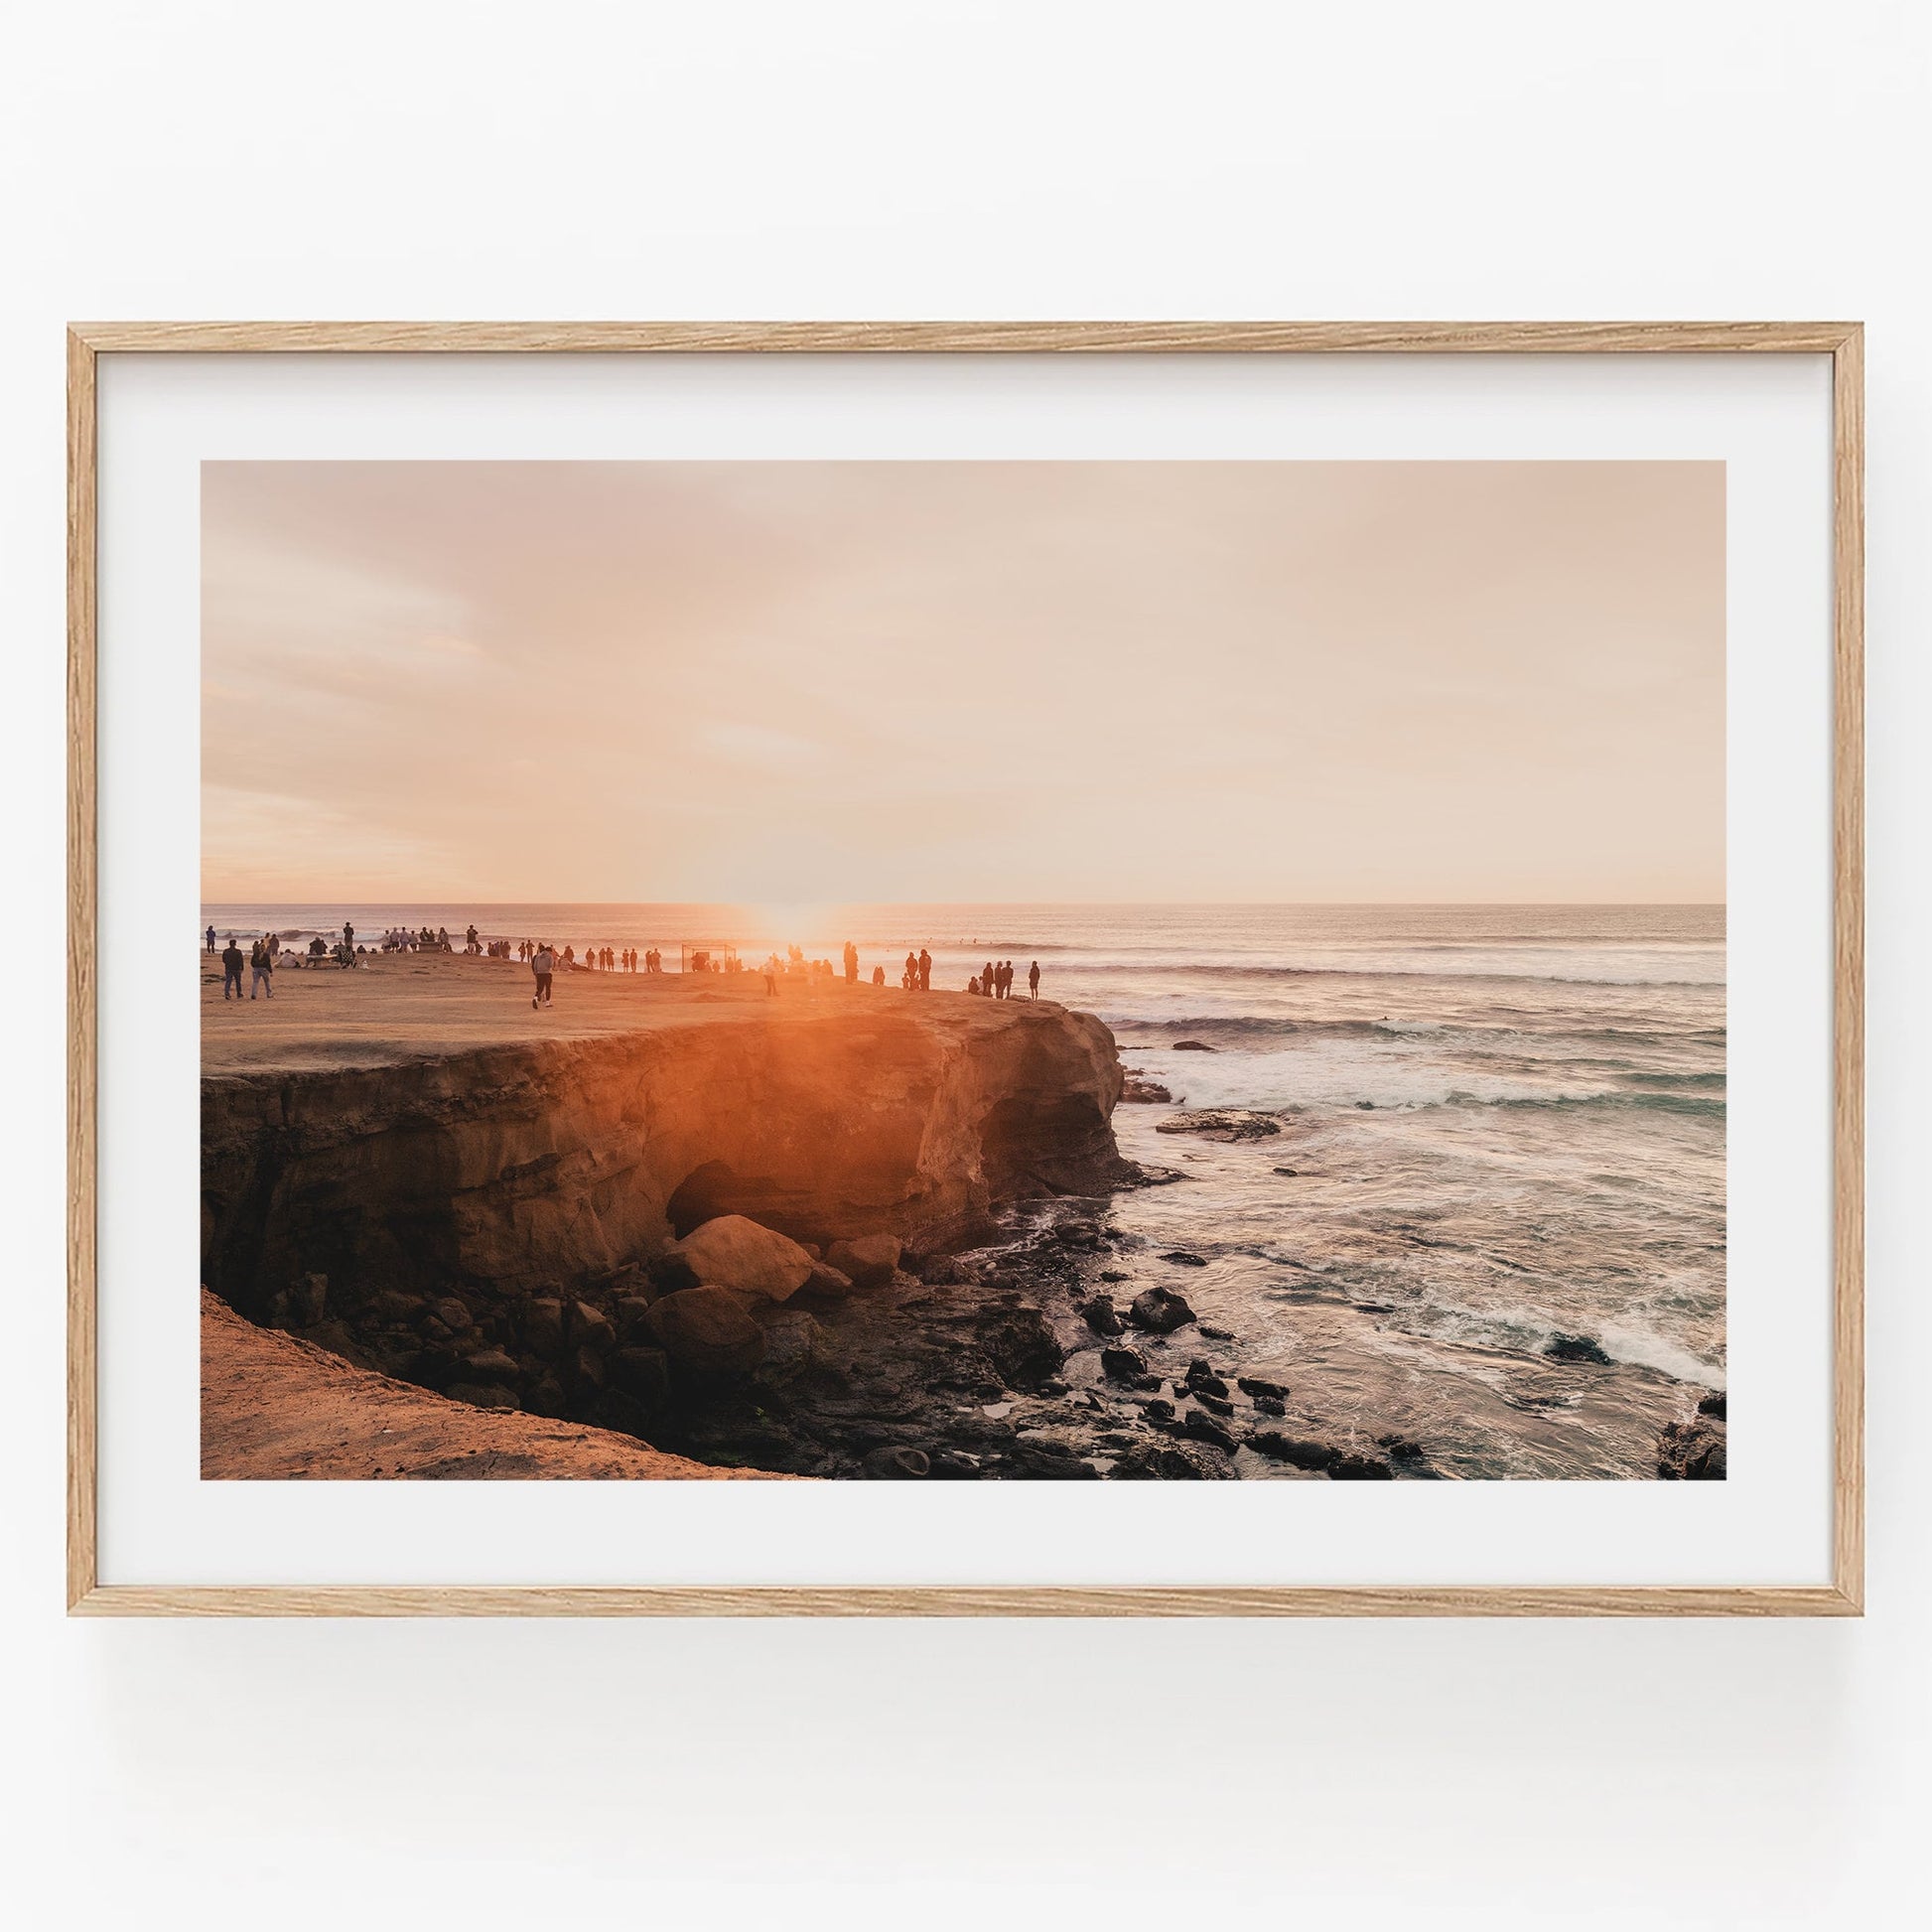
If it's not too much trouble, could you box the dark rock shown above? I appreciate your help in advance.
[1183,1360,1229,1399]
[521,1297,565,1356]
[1128,1287,1196,1333]
[1246,1433,1338,1471]
[1142,1397,1176,1426]
[1273,1168,1302,1176]
[1110,1440,1236,1479]
[461,1346,521,1381]
[996,1443,1100,1480]
[861,1446,931,1479]
[1698,1391,1727,1420]
[1378,1435,1429,1464]
[1332,1451,1394,1479]
[613,1296,656,1342]
[523,1374,567,1419]
[1191,1390,1235,1418]
[1082,1296,1124,1337]
[571,1344,607,1391]
[1159,1251,1209,1268]
[1251,1393,1287,1417]
[1121,1074,1175,1104]
[1198,1324,1235,1341]
[1657,1417,1727,1480]
[644,1287,766,1375]
[800,1260,856,1298]
[372,1289,421,1325]
[1181,1409,1238,1454]
[1099,1271,1130,1284]
[1154,1109,1282,1143]
[1546,1332,1613,1365]
[927,1450,983,1479]
[433,1298,474,1333]
[1101,1344,1155,1384]
[590,1390,652,1438]
[645,1250,702,1296]
[611,1345,671,1406]
[1173,1040,1217,1051]
[1237,1374,1289,1400]
[915,1252,962,1287]
[979,1306,1064,1389]
[569,1300,615,1348]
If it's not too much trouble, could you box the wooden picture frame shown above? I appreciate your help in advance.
[67,320,1864,1616]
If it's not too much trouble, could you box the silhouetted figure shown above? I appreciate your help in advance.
[343,920,355,950]
[872,964,886,987]
[220,940,244,1000]
[843,940,858,984]
[1029,960,1040,1000]
[903,951,918,990]
[968,975,983,997]
[983,961,995,1000]
[205,924,215,952]
[917,947,931,992]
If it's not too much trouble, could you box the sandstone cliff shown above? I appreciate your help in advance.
[202,963,1132,1324]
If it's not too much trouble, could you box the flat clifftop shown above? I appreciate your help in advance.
[202,950,1081,1076]
[201,1290,775,1479]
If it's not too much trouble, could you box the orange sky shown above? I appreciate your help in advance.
[202,461,1724,903]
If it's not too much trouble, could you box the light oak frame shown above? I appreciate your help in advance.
[67,320,1864,1616]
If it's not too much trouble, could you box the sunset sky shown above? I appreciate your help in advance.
[202,461,1724,904]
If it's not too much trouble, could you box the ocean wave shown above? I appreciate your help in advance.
[1109,1014,1722,1051]
[1441,1089,1725,1119]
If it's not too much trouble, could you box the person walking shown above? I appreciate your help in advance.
[531,942,555,1009]
[248,937,274,1000]
[220,938,245,1000]
[205,924,216,952]
[1028,959,1040,1000]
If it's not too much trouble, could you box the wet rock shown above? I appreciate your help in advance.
[1181,1409,1239,1454]
[825,1233,902,1289]
[1380,1436,1429,1467]
[1199,1324,1235,1341]
[1099,1271,1130,1284]
[1273,1167,1302,1176]
[1251,1393,1287,1418]
[673,1214,815,1303]
[1154,1109,1282,1142]
[914,1252,962,1287]
[1173,1040,1216,1052]
[644,1287,767,1375]
[1246,1432,1338,1472]
[1128,1286,1196,1333]
[979,1305,1064,1389]
[1110,1440,1236,1479]
[1101,1345,1157,1387]
[1657,1417,1726,1480]
[996,1442,1100,1480]
[1191,1389,1235,1418]
[861,1446,931,1479]
[1121,1074,1174,1104]
[1142,1397,1176,1426]
[1546,1332,1613,1365]
[1237,1374,1289,1400]
[1082,1296,1124,1337]
[1183,1360,1230,1400]
[521,1297,565,1357]
[1332,1451,1394,1479]
[1159,1251,1209,1268]
[1698,1391,1727,1420]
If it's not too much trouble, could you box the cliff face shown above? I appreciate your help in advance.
[202,999,1130,1320]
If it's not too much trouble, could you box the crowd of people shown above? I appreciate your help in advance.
[207,918,1045,1010]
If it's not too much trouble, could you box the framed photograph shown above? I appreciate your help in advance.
[68,322,1863,1615]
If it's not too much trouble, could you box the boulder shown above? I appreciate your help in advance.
[1698,1391,1727,1420]
[1246,1433,1338,1472]
[801,1260,856,1298]
[862,1446,931,1479]
[521,1297,565,1357]
[1183,1360,1229,1399]
[978,1305,1065,1389]
[1128,1286,1196,1333]
[1545,1332,1612,1365]
[568,1300,614,1347]
[1657,1417,1726,1480]
[1081,1296,1124,1337]
[1191,1389,1235,1418]
[825,1233,902,1289]
[754,1308,824,1378]
[1159,1251,1210,1268]
[1120,1074,1175,1104]
[461,1347,522,1381]
[571,1344,607,1391]
[673,1214,815,1302]
[1237,1374,1289,1400]
[1173,1040,1217,1051]
[1181,1409,1238,1454]
[1251,1393,1287,1418]
[611,1346,671,1406]
[613,1296,656,1342]
[1101,1344,1155,1385]
[645,1287,767,1375]
[1109,1440,1236,1479]
[644,1249,702,1296]
[1153,1109,1282,1142]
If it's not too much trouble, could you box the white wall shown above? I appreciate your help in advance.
[1,4,1925,1925]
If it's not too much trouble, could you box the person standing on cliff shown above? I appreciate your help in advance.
[917,947,931,992]
[843,940,858,984]
[1028,960,1040,999]
[531,942,555,1009]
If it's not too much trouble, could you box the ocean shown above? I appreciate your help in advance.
[203,900,1725,1478]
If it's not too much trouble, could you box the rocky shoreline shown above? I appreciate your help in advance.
[199,958,1723,1481]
